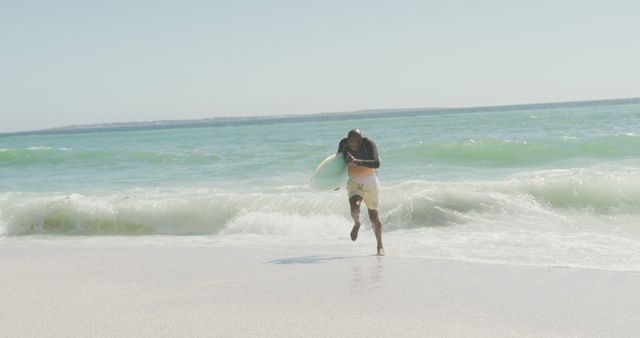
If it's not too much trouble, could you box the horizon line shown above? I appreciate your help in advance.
[2,96,639,137]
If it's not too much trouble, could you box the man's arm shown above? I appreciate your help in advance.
[354,139,380,169]
[337,138,347,154]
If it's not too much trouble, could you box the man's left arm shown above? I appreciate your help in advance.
[354,140,380,169]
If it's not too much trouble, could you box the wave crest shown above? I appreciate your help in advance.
[2,166,640,236]
[388,135,640,166]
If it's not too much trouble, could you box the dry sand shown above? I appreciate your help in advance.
[2,245,640,337]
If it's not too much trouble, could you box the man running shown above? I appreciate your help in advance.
[337,129,384,256]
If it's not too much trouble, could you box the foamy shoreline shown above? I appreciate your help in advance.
[2,245,639,337]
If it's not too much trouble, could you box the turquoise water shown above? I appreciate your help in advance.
[2,98,640,270]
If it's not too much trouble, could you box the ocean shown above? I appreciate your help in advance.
[2,98,640,271]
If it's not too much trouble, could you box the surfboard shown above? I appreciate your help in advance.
[310,153,348,190]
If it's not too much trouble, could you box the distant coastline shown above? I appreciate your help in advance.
[3,97,639,137]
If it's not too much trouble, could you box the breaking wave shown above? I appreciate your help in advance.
[3,165,640,236]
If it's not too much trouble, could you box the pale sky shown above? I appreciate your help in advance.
[1,0,639,133]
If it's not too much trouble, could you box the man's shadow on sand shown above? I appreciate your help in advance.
[268,255,359,265]
[268,255,385,290]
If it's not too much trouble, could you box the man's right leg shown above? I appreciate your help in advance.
[349,195,363,241]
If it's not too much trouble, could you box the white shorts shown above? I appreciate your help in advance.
[346,178,380,210]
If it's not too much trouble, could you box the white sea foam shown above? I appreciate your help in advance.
[3,166,640,271]
[3,166,640,234]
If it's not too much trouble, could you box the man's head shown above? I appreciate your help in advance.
[347,129,363,151]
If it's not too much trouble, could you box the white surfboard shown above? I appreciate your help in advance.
[310,153,348,191]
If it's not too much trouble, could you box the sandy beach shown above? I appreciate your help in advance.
[2,244,639,337]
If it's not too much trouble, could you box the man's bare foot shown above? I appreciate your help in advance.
[350,223,360,241]
[377,247,385,256]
